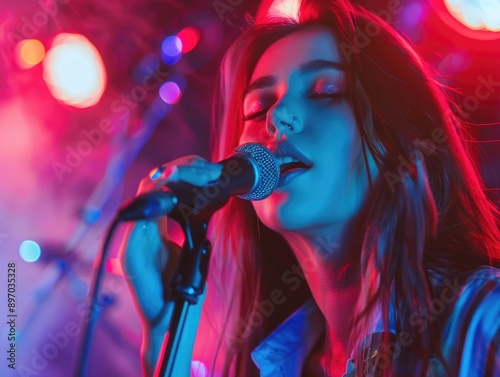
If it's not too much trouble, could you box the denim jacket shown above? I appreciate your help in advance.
[248,266,500,377]
[190,266,499,376]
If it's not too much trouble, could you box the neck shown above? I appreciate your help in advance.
[280,222,361,368]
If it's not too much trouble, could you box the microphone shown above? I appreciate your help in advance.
[117,143,279,222]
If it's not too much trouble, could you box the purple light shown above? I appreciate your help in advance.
[402,2,425,28]
[159,82,182,104]
[161,36,182,65]
[450,52,471,72]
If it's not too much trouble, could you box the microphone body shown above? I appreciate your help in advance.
[118,143,279,222]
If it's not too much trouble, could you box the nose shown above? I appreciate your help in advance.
[266,101,302,140]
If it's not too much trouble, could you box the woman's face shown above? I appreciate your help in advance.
[239,26,378,234]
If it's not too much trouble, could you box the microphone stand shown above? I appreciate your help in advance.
[154,181,223,377]
[131,145,274,376]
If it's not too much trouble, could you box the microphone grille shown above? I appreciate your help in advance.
[233,143,279,201]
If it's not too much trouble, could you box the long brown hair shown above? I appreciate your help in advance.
[206,1,500,376]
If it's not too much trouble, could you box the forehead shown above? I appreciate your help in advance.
[250,26,343,82]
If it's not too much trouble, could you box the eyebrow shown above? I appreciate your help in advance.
[298,59,346,74]
[244,59,345,97]
[244,76,276,97]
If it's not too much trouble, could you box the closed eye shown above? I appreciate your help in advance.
[242,92,349,122]
[242,109,269,122]
[308,92,349,102]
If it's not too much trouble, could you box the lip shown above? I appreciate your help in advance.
[267,140,313,168]
[277,168,309,188]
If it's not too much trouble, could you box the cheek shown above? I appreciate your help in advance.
[308,108,366,195]
[309,108,359,165]
[239,123,270,145]
[238,128,252,145]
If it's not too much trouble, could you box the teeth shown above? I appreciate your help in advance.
[276,156,300,165]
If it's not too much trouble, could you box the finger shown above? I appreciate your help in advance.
[190,158,210,167]
[145,164,222,189]
[187,157,222,170]
[149,157,220,180]
[168,165,223,186]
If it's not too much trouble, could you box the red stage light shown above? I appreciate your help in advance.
[177,27,200,53]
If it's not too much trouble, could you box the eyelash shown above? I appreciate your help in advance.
[242,92,348,122]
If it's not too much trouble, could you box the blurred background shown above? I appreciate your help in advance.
[0,0,498,376]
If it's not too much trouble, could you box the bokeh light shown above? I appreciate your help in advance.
[16,39,45,69]
[267,0,300,19]
[42,33,107,108]
[159,81,182,104]
[19,240,41,262]
[450,52,472,72]
[402,2,426,29]
[191,360,208,377]
[177,27,200,53]
[444,0,500,31]
[161,35,182,65]
[82,206,102,224]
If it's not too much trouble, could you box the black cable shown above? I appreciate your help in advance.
[74,216,121,377]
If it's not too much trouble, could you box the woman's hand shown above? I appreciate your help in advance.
[119,155,223,375]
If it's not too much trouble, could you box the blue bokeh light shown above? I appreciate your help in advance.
[161,36,182,65]
[19,240,41,262]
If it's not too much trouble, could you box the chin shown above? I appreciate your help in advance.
[253,194,318,233]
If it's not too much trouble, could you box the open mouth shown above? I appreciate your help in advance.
[277,156,312,174]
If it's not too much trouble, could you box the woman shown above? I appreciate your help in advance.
[120,0,500,376]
